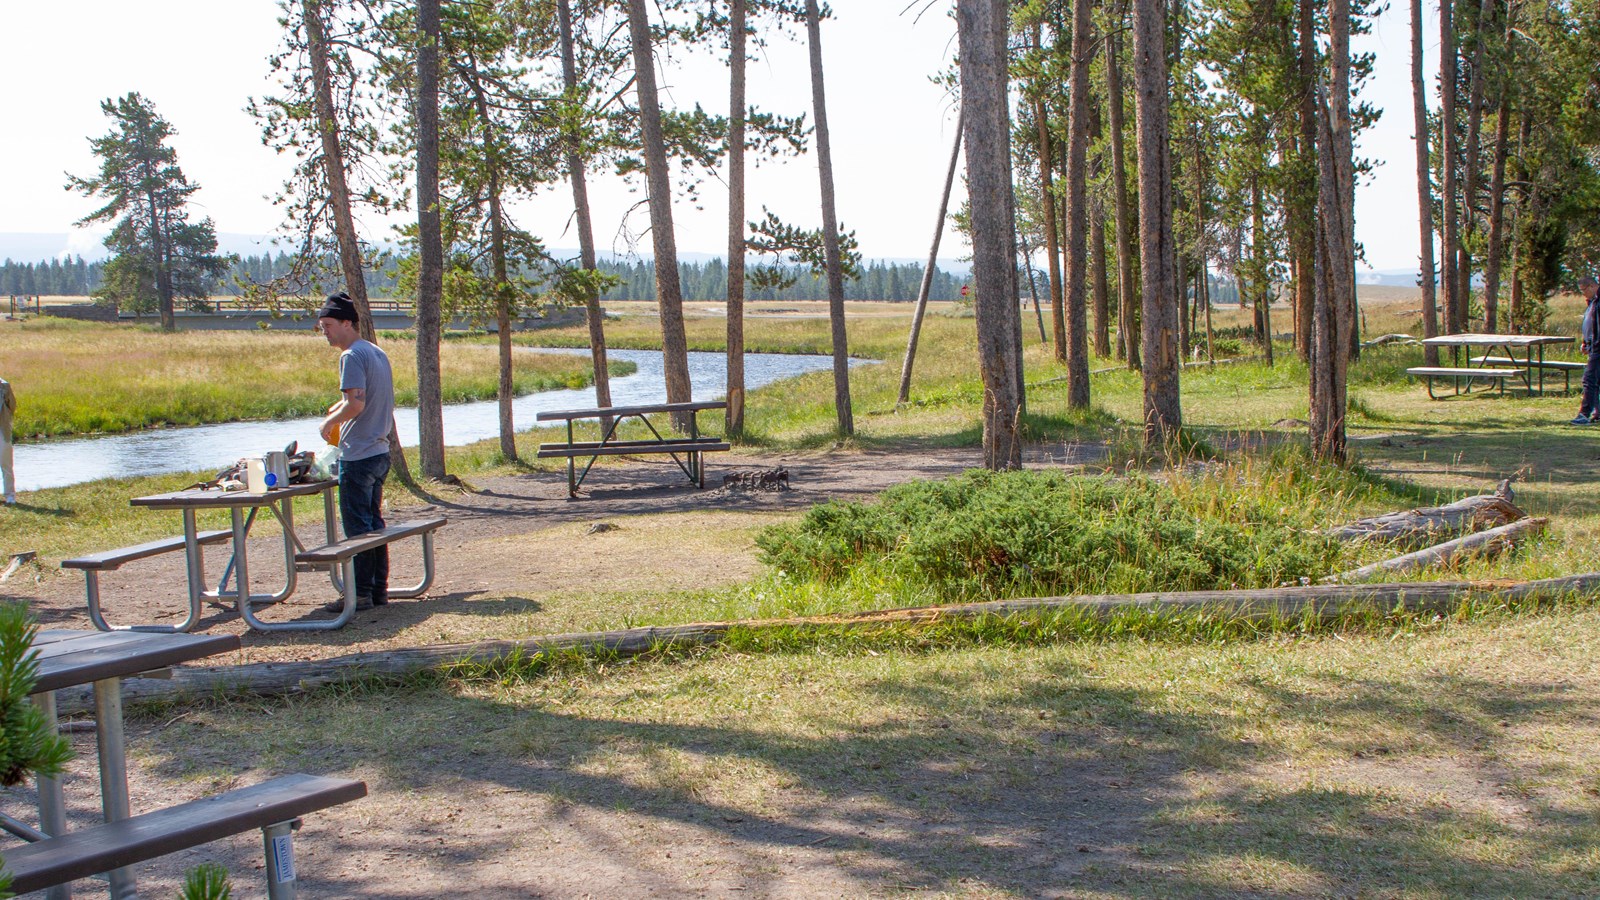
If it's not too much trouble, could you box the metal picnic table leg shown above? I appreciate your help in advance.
[323,485,345,594]
[230,507,251,620]
[93,677,137,899]
[33,690,70,900]
[175,509,205,632]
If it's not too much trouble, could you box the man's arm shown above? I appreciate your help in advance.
[319,387,367,443]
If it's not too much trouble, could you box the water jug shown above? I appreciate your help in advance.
[244,457,269,494]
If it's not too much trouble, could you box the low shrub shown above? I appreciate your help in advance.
[756,454,1362,600]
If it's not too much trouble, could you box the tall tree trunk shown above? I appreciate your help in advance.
[1131,0,1180,445]
[556,0,613,420]
[725,0,748,436]
[898,110,963,405]
[1106,7,1140,370]
[1483,99,1510,332]
[1440,0,1462,333]
[1091,197,1111,358]
[1089,94,1111,358]
[1251,170,1274,366]
[1456,0,1494,328]
[804,0,853,435]
[627,0,694,424]
[958,0,1024,468]
[1019,229,1049,342]
[1310,1,1354,464]
[414,0,446,480]
[1033,26,1065,359]
[1411,0,1440,364]
[1292,0,1318,359]
[1192,128,1211,362]
[464,59,518,463]
[1063,0,1093,407]
[305,0,372,332]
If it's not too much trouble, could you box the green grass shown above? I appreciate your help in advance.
[135,597,1600,897]
[0,318,633,438]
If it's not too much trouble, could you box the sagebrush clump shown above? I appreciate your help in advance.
[757,457,1365,599]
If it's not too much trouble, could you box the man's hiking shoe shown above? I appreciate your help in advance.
[322,595,374,613]
[1571,415,1594,425]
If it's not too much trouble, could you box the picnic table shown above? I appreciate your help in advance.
[536,400,730,496]
[26,628,240,899]
[11,629,364,898]
[65,478,446,633]
[1412,333,1576,398]
[123,479,341,632]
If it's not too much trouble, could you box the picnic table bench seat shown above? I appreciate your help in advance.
[62,531,236,633]
[3,773,365,896]
[61,531,234,572]
[535,401,730,496]
[294,517,447,619]
[536,438,732,459]
[1406,366,1521,399]
[1469,355,1586,393]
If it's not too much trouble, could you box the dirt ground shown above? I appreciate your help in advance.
[7,445,1125,899]
[8,445,1103,665]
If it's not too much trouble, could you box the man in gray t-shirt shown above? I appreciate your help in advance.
[317,292,395,611]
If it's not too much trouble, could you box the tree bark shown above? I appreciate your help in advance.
[804,0,853,435]
[1440,0,1463,333]
[725,0,748,436]
[415,0,447,480]
[1131,0,1180,445]
[1309,1,1354,464]
[1033,26,1065,360]
[1327,483,1524,546]
[1105,7,1139,370]
[1251,169,1273,365]
[556,0,613,422]
[1411,0,1440,364]
[898,111,963,405]
[1457,0,1495,328]
[1332,517,1545,583]
[627,0,694,424]
[304,0,372,333]
[958,0,1024,468]
[462,57,518,463]
[1292,0,1318,360]
[1483,96,1510,332]
[1090,95,1111,358]
[1063,0,1093,407]
[1019,229,1050,343]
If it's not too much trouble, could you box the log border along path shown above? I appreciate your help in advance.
[49,574,1600,714]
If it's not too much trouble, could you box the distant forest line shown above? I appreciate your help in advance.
[1,253,970,303]
[3,252,1248,305]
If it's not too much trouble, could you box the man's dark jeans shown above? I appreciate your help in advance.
[1583,345,1600,419]
[339,452,390,603]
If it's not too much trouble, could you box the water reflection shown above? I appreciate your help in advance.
[14,349,865,491]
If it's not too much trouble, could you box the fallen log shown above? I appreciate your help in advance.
[1330,517,1548,583]
[1362,333,1415,348]
[46,574,1600,713]
[1326,479,1524,548]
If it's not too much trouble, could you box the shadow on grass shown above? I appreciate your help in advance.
[138,646,1600,898]
[1354,426,1600,516]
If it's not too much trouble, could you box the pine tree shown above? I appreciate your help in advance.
[66,93,228,329]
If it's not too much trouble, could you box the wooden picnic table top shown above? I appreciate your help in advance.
[129,478,337,510]
[30,629,240,694]
[535,400,727,422]
[1421,333,1573,348]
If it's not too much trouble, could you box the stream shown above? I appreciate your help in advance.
[14,348,865,492]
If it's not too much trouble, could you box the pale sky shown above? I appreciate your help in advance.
[0,1,1434,273]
